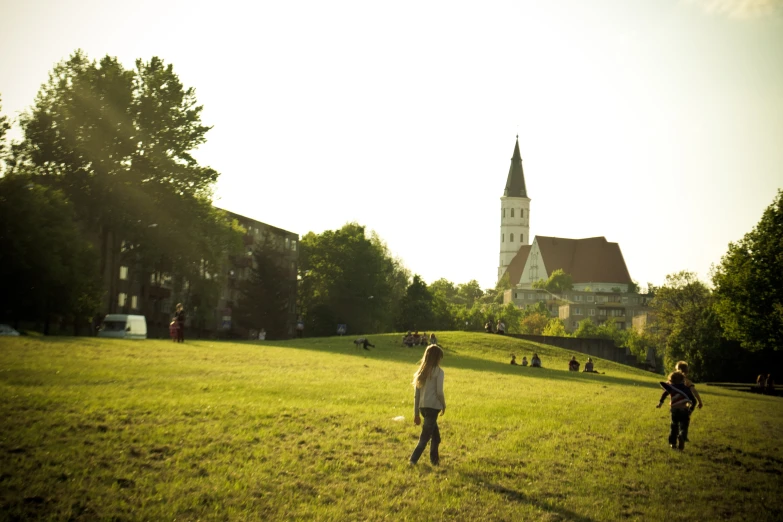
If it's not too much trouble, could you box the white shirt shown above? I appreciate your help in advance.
[414,366,446,413]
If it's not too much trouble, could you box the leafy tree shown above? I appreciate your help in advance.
[481,274,511,305]
[532,269,573,294]
[649,271,731,380]
[520,312,549,335]
[235,239,294,340]
[396,275,436,331]
[429,278,457,302]
[457,280,484,308]
[501,302,524,334]
[16,51,237,316]
[0,176,101,333]
[0,95,10,171]
[712,190,783,353]
[573,318,600,339]
[299,223,408,335]
[543,318,568,337]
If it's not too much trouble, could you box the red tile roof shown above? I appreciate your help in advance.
[503,236,633,286]
[536,236,632,284]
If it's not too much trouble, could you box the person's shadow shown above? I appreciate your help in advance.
[461,471,597,522]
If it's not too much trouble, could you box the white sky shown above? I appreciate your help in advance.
[1,0,782,290]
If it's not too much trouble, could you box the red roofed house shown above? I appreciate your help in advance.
[497,138,651,333]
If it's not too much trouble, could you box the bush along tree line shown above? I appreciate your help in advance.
[0,51,242,334]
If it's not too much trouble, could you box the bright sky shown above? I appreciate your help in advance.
[1,0,782,291]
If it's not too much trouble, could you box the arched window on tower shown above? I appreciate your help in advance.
[502,209,505,218]
[521,234,524,243]
[510,208,514,218]
[510,233,514,242]
[521,209,524,218]
[502,234,505,243]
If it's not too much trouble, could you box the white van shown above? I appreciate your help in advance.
[98,314,148,339]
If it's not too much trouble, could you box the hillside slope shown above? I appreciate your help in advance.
[1,333,781,521]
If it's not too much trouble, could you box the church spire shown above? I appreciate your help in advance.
[503,136,528,198]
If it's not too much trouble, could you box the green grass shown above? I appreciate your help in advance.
[1,333,781,521]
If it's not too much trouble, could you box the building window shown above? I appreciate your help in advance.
[599,309,607,316]
[520,234,523,243]
[527,293,534,299]
[574,295,582,302]
[118,293,127,307]
[502,209,505,218]
[510,208,514,218]
[131,295,138,309]
[502,234,505,242]
[514,293,518,299]
[521,209,524,218]
[291,240,297,251]
[574,307,582,315]
[622,297,628,303]
[587,295,594,302]
[119,266,128,280]
[589,309,595,316]
[510,233,514,242]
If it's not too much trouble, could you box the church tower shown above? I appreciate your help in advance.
[498,136,531,282]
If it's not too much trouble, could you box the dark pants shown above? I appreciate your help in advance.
[177,323,184,343]
[669,408,691,445]
[410,408,441,465]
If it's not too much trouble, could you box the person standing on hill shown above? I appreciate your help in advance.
[174,303,185,343]
[409,344,446,466]
[496,320,505,335]
[296,317,304,338]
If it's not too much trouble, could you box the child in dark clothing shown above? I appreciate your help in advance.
[657,371,696,451]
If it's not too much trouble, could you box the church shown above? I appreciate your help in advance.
[497,137,651,332]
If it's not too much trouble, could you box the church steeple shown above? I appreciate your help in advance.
[503,136,528,198]
[498,136,531,283]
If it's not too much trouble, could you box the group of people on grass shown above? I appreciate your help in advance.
[484,320,506,335]
[755,373,776,394]
[409,345,711,466]
[509,353,542,368]
[403,331,437,347]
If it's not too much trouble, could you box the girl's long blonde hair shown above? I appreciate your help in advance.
[412,344,444,389]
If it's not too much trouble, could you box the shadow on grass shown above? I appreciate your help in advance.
[461,471,597,522]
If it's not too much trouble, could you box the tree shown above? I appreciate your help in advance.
[532,269,573,294]
[573,318,600,339]
[0,95,10,172]
[712,190,783,353]
[396,275,436,331]
[299,223,409,335]
[649,271,728,380]
[520,312,549,335]
[16,51,237,317]
[543,318,568,337]
[0,176,101,333]
[457,280,484,308]
[235,239,294,340]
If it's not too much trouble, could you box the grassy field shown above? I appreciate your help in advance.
[1,333,781,521]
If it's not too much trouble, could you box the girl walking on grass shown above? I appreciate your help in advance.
[410,344,446,466]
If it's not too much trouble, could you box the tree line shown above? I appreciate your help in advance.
[2,51,780,383]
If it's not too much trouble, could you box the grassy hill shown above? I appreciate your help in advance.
[1,333,781,521]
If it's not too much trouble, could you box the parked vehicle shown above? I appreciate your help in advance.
[0,324,20,336]
[97,314,147,339]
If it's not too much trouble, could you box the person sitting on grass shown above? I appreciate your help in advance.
[413,331,421,345]
[521,356,528,367]
[403,332,414,347]
[583,357,604,374]
[429,332,438,346]
[568,356,580,372]
[657,370,697,451]
[530,353,542,368]
[756,373,767,394]
[354,337,375,350]
[485,321,493,334]
[510,354,518,365]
